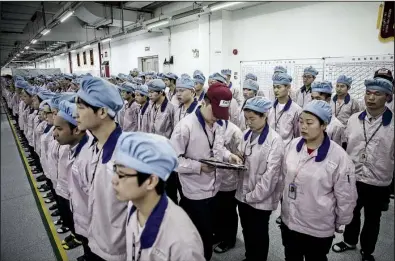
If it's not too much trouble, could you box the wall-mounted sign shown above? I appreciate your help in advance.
[145,47,150,51]
[214,50,222,56]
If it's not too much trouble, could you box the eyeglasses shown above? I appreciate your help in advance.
[113,165,138,179]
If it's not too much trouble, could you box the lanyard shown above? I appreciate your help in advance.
[90,148,104,185]
[362,119,383,149]
[274,106,286,131]
[203,127,216,158]
[132,234,142,261]
[292,157,314,183]
[334,101,346,117]
[178,106,188,122]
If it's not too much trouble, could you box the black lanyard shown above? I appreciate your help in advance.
[90,148,103,185]
[334,102,346,117]
[178,107,187,122]
[362,119,383,149]
[203,128,216,158]
[274,107,286,131]
[132,233,142,261]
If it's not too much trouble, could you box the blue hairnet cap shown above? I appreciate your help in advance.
[50,92,77,110]
[304,66,319,77]
[25,86,39,96]
[145,71,157,77]
[245,73,257,81]
[156,73,165,79]
[311,81,333,94]
[221,69,232,76]
[37,89,56,101]
[243,96,272,113]
[132,68,139,73]
[193,70,204,78]
[15,80,30,89]
[194,74,206,84]
[120,82,136,93]
[164,72,178,80]
[337,75,353,87]
[118,73,128,80]
[77,76,124,117]
[208,74,214,80]
[272,73,293,85]
[135,85,149,97]
[138,72,145,77]
[39,100,50,111]
[64,73,73,80]
[114,132,178,181]
[58,100,77,126]
[274,66,287,74]
[133,77,143,85]
[211,73,227,83]
[176,76,195,89]
[243,79,259,91]
[14,76,24,81]
[304,100,332,124]
[364,78,393,95]
[147,79,166,92]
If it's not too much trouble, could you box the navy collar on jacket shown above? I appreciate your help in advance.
[127,194,168,249]
[300,86,312,94]
[296,133,330,162]
[274,97,292,112]
[332,93,350,104]
[179,98,198,114]
[73,134,89,158]
[358,107,392,127]
[243,123,269,145]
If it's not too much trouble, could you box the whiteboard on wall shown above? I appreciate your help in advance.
[324,54,394,100]
[240,58,324,100]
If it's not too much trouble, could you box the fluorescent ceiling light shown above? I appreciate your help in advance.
[21,51,24,53]
[83,45,90,49]
[210,2,242,11]
[41,29,51,35]
[16,54,20,56]
[60,11,74,23]
[70,50,76,53]
[101,38,112,43]
[31,39,37,44]
[25,46,30,50]
[146,20,169,30]
[60,53,65,56]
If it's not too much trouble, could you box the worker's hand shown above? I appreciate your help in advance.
[229,153,243,164]
[201,163,215,173]
[335,224,344,233]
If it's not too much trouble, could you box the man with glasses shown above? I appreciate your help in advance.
[292,66,318,108]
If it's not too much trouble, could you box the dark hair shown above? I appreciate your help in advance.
[318,92,332,100]
[67,121,78,131]
[137,172,165,195]
[243,108,265,118]
[304,111,325,125]
[76,97,100,112]
[37,95,43,103]
[203,93,211,104]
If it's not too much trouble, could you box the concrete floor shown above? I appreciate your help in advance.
[1,103,394,261]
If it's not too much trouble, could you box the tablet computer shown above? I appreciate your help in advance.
[199,159,247,170]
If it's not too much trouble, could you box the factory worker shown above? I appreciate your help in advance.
[67,78,80,92]
[174,75,198,127]
[115,84,128,128]
[208,74,214,87]
[245,73,257,81]
[133,77,143,86]
[52,100,90,255]
[138,73,146,84]
[239,79,259,131]
[332,78,394,261]
[269,66,288,101]
[212,73,240,126]
[213,119,243,254]
[170,83,242,261]
[281,100,357,261]
[130,68,139,77]
[112,132,205,261]
[268,73,302,147]
[20,84,35,134]
[75,76,127,261]
[163,72,179,106]
[311,81,345,146]
[144,71,156,83]
[147,79,175,138]
[135,85,151,133]
[235,96,285,261]
[11,82,22,119]
[14,80,28,131]
[193,72,207,105]
[330,75,361,125]
[373,68,394,112]
[34,100,50,161]
[119,82,140,132]
[292,66,318,108]
[222,69,242,106]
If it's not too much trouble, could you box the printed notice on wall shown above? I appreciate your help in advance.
[214,50,222,56]
[378,2,394,42]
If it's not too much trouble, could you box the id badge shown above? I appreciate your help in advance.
[359,149,367,163]
[210,149,214,158]
[288,183,297,200]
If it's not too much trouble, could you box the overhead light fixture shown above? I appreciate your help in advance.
[41,29,51,35]
[25,46,30,50]
[31,39,37,44]
[146,19,169,30]
[60,53,65,56]
[101,38,112,43]
[16,54,20,57]
[60,10,74,23]
[210,2,242,12]
[70,50,76,53]
[21,51,24,53]
[83,45,91,49]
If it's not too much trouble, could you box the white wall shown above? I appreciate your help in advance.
[38,2,393,81]
[71,45,101,76]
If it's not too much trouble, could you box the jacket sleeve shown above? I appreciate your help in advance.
[293,110,301,139]
[351,99,361,114]
[332,124,345,146]
[333,155,357,226]
[170,123,201,175]
[246,137,285,203]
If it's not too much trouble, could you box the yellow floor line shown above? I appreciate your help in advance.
[5,108,69,261]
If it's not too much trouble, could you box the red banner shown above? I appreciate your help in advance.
[378,2,394,42]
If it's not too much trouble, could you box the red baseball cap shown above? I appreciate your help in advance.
[374,68,393,82]
[207,82,232,120]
